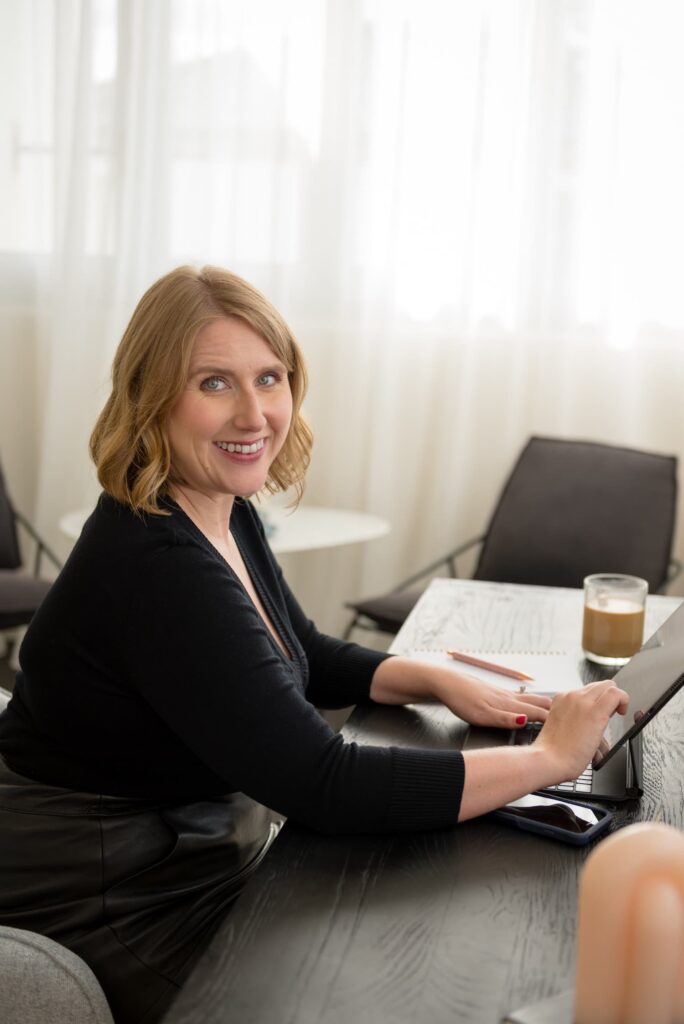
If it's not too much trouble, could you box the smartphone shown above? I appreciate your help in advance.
[489,793,613,845]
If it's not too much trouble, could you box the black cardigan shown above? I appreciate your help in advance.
[0,494,465,833]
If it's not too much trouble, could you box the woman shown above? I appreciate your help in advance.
[0,266,628,1024]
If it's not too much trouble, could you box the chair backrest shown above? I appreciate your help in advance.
[0,462,22,570]
[0,926,114,1024]
[473,437,678,592]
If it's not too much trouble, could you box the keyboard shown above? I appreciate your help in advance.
[513,723,594,795]
[546,768,593,795]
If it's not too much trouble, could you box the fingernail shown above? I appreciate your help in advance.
[515,714,527,725]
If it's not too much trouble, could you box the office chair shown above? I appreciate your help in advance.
[0,926,115,1024]
[343,436,680,640]
[0,460,62,638]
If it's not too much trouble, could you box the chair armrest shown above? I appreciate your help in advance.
[14,511,63,575]
[394,535,486,592]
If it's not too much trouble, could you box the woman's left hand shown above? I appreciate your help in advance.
[438,671,552,729]
[369,657,552,729]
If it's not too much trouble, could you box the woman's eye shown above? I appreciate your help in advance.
[258,372,279,387]
[200,376,227,392]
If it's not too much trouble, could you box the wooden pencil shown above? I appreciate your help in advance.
[446,649,535,682]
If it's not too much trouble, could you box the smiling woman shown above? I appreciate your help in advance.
[166,317,293,517]
[0,265,629,1024]
[89,265,312,514]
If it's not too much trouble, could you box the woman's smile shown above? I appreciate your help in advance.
[213,438,266,457]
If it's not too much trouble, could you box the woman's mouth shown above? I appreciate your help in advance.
[213,439,265,455]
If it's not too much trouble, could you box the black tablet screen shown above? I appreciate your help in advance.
[594,599,684,769]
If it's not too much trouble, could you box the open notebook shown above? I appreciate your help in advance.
[404,649,584,695]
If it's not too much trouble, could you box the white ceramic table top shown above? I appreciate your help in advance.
[59,503,390,555]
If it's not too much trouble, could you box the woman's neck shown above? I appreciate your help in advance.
[169,485,235,545]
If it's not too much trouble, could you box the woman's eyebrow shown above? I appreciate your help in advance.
[190,364,233,376]
[191,361,287,376]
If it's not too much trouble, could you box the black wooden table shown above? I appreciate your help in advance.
[164,580,684,1024]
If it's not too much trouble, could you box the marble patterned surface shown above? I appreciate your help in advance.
[391,577,681,659]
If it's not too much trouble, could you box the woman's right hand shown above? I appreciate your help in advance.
[459,679,630,822]
[535,680,630,784]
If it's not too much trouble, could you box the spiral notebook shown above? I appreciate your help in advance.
[404,649,584,695]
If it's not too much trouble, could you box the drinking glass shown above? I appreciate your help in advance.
[582,574,648,666]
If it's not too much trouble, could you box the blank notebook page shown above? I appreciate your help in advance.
[403,650,584,694]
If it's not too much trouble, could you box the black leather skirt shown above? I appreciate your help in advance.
[0,756,279,1024]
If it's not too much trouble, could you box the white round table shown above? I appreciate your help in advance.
[59,504,390,555]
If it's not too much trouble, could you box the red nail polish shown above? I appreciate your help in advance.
[516,714,527,725]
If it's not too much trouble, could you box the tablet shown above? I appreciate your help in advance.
[593,599,684,770]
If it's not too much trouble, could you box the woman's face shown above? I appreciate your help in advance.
[167,316,293,503]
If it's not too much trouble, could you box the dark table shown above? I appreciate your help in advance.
[164,580,684,1024]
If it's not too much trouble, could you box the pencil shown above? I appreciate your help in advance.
[446,649,535,682]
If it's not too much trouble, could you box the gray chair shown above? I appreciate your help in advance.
[344,436,680,639]
[0,926,114,1024]
[0,460,61,635]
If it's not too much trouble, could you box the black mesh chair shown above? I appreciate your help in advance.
[343,437,680,640]
[0,461,62,637]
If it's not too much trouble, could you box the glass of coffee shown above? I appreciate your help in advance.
[582,573,648,666]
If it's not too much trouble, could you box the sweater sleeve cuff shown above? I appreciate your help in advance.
[342,646,392,699]
[384,747,465,831]
[311,645,393,708]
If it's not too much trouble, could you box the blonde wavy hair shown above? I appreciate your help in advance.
[90,265,313,514]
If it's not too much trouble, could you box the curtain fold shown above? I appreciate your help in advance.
[2,0,684,634]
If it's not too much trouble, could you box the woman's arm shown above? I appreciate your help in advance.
[459,681,629,819]
[370,655,552,727]
[370,660,629,822]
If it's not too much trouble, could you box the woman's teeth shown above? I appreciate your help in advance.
[215,440,265,454]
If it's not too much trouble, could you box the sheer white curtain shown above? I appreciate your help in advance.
[3,0,684,634]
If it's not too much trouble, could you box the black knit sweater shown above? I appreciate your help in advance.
[0,494,465,833]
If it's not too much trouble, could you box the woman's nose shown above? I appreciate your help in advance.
[233,387,267,430]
